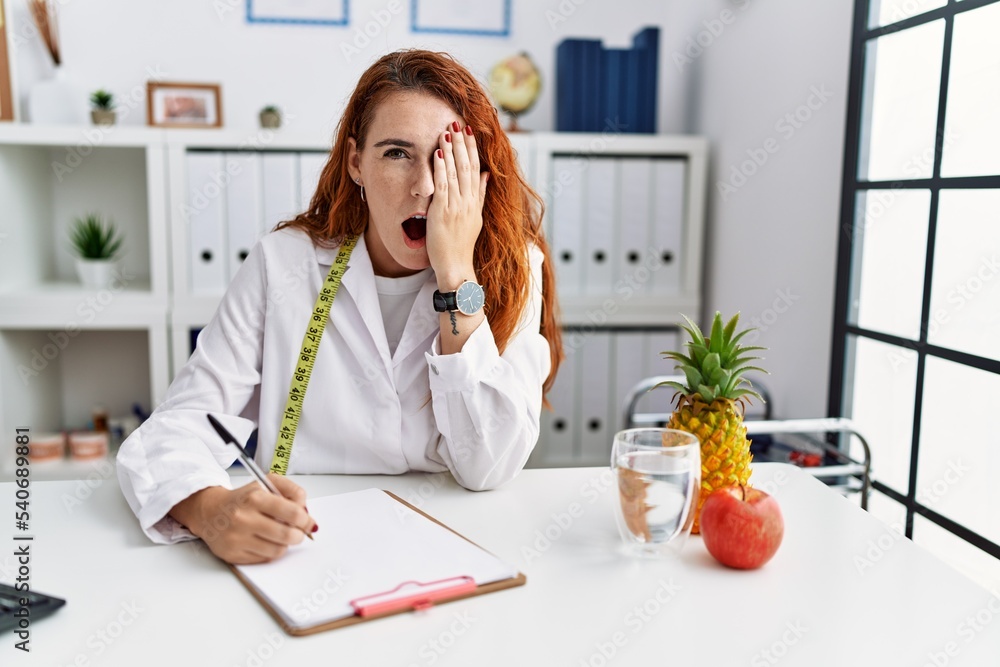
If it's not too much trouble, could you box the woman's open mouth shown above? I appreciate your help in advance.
[402,214,427,249]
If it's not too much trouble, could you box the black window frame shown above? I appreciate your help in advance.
[830,0,1000,560]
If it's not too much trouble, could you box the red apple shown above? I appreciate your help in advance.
[699,485,784,569]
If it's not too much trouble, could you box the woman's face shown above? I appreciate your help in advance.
[348,91,465,277]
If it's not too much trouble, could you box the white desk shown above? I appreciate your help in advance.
[2,463,999,666]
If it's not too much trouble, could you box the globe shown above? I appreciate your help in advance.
[488,52,541,132]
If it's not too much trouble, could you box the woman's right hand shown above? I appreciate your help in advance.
[169,474,317,564]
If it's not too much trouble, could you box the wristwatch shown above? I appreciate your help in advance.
[433,280,485,315]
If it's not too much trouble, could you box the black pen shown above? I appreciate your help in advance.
[206,413,314,541]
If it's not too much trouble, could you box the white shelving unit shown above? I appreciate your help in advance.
[0,125,171,479]
[527,134,708,467]
[0,124,706,478]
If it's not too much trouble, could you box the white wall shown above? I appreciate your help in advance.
[6,0,856,419]
[8,0,689,135]
[683,0,854,419]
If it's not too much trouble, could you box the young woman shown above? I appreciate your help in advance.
[116,50,562,564]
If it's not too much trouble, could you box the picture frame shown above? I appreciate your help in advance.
[147,81,223,128]
[411,0,511,37]
[0,0,15,121]
[246,0,348,26]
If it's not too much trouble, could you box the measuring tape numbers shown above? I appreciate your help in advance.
[270,234,358,475]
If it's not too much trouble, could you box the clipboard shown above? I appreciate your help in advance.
[229,489,526,636]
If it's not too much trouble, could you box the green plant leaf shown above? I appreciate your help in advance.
[69,214,123,259]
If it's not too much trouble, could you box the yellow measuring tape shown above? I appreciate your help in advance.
[270,234,358,475]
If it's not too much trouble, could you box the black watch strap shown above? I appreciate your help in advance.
[433,290,458,312]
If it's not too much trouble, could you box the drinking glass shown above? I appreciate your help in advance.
[611,428,701,557]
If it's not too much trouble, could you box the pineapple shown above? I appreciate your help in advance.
[659,312,766,534]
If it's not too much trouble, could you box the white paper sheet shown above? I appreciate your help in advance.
[235,489,518,629]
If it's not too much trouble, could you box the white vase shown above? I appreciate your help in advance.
[74,259,119,290]
[28,66,85,125]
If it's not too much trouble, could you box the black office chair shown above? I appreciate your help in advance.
[621,375,872,509]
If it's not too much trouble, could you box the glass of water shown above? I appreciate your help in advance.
[611,428,701,558]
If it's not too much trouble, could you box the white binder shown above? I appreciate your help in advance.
[617,159,653,295]
[614,331,647,432]
[549,156,583,296]
[645,330,681,416]
[583,158,615,296]
[578,330,612,465]
[298,152,328,211]
[186,151,228,294]
[651,160,686,294]
[537,336,578,466]
[262,153,300,233]
[225,152,263,280]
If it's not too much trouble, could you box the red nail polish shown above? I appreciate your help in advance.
[452,121,460,132]
[436,149,443,159]
[464,125,473,136]
[445,133,451,143]
[312,524,319,533]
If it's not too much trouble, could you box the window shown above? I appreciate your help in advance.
[832,0,1000,590]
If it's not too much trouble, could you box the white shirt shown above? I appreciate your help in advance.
[116,228,551,544]
[375,268,432,356]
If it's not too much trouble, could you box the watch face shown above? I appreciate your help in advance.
[455,281,485,315]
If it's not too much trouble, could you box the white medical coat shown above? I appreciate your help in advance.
[116,227,551,544]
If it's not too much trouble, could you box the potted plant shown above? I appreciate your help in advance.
[259,105,281,129]
[90,89,116,126]
[69,213,124,289]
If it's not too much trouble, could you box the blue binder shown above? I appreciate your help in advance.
[556,26,660,133]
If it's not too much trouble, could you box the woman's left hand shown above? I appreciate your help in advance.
[426,121,490,289]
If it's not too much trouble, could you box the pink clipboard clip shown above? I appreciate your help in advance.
[349,576,477,617]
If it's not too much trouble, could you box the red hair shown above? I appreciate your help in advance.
[276,49,563,399]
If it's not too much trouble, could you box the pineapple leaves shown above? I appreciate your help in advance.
[723,312,740,342]
[665,311,769,403]
[697,384,719,402]
[653,381,687,396]
[682,367,704,391]
[708,314,724,354]
[702,352,722,378]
